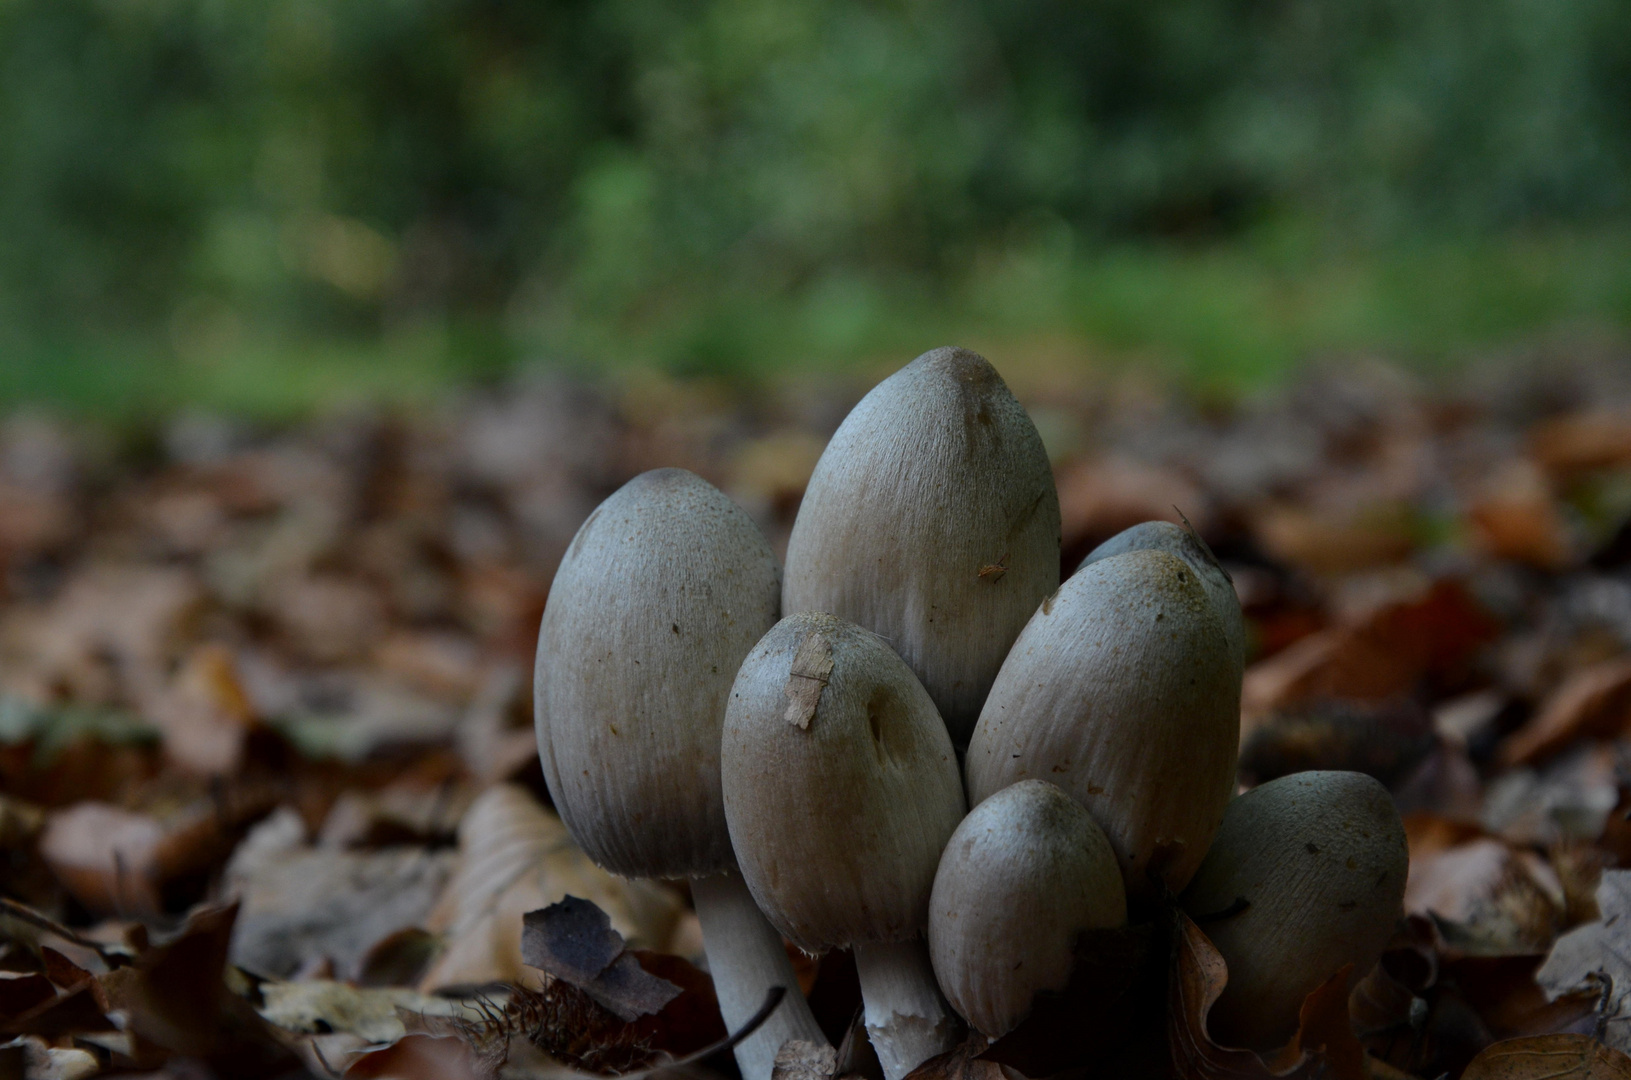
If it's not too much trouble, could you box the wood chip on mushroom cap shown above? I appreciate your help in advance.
[1080,519,1245,668]
[965,548,1242,900]
[535,468,828,1080]
[1179,769,1408,1051]
[782,347,1061,747]
[723,611,966,1080]
[929,779,1126,1040]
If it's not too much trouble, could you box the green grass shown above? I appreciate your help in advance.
[8,226,1631,419]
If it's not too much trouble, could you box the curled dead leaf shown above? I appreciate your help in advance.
[1169,910,1365,1080]
[1461,1035,1631,1079]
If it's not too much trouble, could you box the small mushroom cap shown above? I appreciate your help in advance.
[1180,770,1408,1051]
[535,468,780,880]
[782,347,1060,746]
[722,611,966,952]
[965,548,1241,899]
[929,779,1126,1039]
[1080,520,1245,667]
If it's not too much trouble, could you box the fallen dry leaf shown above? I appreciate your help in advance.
[1530,410,1631,476]
[1499,656,1631,766]
[1535,869,1631,1053]
[1465,460,1573,570]
[1461,1034,1631,1079]
[345,1032,485,1080]
[1055,456,1207,559]
[256,978,476,1044]
[1405,835,1565,956]
[520,896,682,1021]
[145,642,259,775]
[902,1034,1004,1080]
[1241,578,1500,724]
[1169,910,1365,1080]
[1252,501,1416,576]
[98,901,304,1078]
[417,783,681,992]
[225,807,457,980]
[40,790,275,918]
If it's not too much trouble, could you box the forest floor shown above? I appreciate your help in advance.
[0,348,1629,1078]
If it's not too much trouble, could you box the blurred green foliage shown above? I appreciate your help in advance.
[3,0,1631,407]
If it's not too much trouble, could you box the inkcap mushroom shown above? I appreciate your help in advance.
[535,468,826,1080]
[1179,769,1408,1051]
[1080,519,1245,668]
[782,347,1060,746]
[965,548,1241,900]
[928,779,1126,1040]
[722,611,966,1080]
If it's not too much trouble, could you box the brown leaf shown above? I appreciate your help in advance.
[417,784,680,993]
[1530,411,1631,475]
[622,948,728,1056]
[41,788,278,918]
[98,901,302,1078]
[1461,1035,1631,1079]
[1465,460,1573,570]
[1241,578,1500,724]
[903,1034,1005,1080]
[1498,657,1631,766]
[1253,502,1416,576]
[345,1032,485,1080]
[1055,458,1207,562]
[145,643,257,775]
[520,896,682,1021]
[1169,911,1363,1080]
[0,980,110,1037]
[1405,837,1564,956]
[1239,698,1435,788]
[1263,966,1365,1080]
[38,802,168,916]
[38,947,92,991]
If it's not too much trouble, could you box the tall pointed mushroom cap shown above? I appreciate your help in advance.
[537,467,779,878]
[928,779,1126,1039]
[1179,770,1407,1051]
[535,468,827,1080]
[723,612,965,1080]
[1081,519,1245,667]
[965,549,1241,900]
[782,347,1060,746]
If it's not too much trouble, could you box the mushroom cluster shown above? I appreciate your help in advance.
[534,347,1409,1078]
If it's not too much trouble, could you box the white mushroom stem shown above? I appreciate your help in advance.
[853,939,960,1080]
[691,869,830,1080]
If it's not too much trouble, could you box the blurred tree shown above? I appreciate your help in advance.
[0,0,1627,350]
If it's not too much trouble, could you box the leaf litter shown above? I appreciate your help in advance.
[6,358,1631,1074]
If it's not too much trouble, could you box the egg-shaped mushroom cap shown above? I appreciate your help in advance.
[1180,770,1408,1051]
[965,549,1241,899]
[929,780,1125,1039]
[535,468,780,880]
[782,347,1060,747]
[1080,520,1245,668]
[722,612,966,952]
